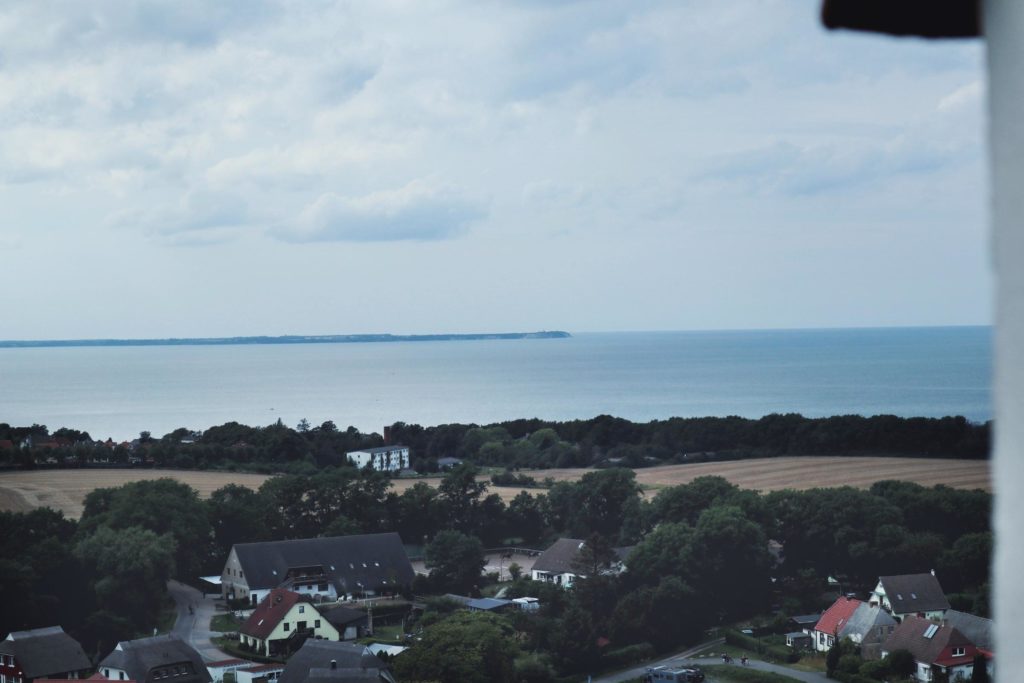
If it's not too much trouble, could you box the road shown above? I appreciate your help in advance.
[592,640,829,683]
[167,580,241,663]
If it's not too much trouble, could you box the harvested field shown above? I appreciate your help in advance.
[0,456,990,519]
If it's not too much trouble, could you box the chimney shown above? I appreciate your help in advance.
[330,660,337,670]
[383,426,391,445]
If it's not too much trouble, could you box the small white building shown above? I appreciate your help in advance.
[530,538,633,588]
[234,664,284,683]
[346,446,410,472]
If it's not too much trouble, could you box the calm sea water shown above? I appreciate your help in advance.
[0,327,992,440]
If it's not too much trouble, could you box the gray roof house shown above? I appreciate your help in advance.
[530,538,634,588]
[221,533,415,605]
[839,602,898,659]
[942,610,994,651]
[279,641,393,683]
[99,635,210,683]
[0,626,92,683]
[870,573,951,621]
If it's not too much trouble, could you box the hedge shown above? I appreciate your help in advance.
[601,642,657,668]
[724,629,800,664]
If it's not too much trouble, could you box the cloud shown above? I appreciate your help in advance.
[109,189,251,238]
[277,181,486,243]
[938,80,984,112]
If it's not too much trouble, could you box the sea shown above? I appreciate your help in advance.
[0,327,992,441]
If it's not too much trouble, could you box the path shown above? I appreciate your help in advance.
[687,657,828,683]
[167,580,241,663]
[592,639,723,683]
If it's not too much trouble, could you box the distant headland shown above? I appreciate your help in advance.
[0,331,571,349]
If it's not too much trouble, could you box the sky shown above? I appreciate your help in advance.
[0,0,991,339]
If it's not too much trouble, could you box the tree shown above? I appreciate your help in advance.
[392,611,518,683]
[425,530,486,593]
[970,654,990,683]
[571,534,618,578]
[826,640,841,677]
[296,418,310,433]
[885,649,917,679]
[438,463,488,533]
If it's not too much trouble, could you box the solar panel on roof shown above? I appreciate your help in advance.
[924,624,939,638]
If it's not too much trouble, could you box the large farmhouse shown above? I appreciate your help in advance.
[0,627,91,683]
[530,538,634,588]
[345,446,409,472]
[220,532,415,605]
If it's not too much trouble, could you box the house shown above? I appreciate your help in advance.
[435,457,463,470]
[870,572,950,622]
[234,664,284,683]
[99,635,211,683]
[204,660,248,683]
[319,607,369,641]
[467,598,513,612]
[785,632,811,650]
[789,613,822,635]
[345,446,409,472]
[941,610,994,651]
[881,616,992,683]
[812,596,862,652]
[220,532,415,605]
[0,627,92,683]
[278,641,394,683]
[530,538,634,588]
[239,589,341,657]
[838,602,897,659]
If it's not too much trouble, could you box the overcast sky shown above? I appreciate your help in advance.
[0,1,990,339]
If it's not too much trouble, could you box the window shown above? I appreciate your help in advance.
[120,673,125,680]
[315,619,321,628]
[318,583,327,591]
[299,605,305,613]
[953,647,966,657]
[283,622,290,631]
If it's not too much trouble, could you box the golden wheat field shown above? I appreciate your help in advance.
[0,456,990,519]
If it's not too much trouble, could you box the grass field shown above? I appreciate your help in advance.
[0,456,990,519]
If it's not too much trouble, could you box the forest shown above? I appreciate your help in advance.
[0,411,990,474]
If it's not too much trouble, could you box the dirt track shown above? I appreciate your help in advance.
[0,456,990,519]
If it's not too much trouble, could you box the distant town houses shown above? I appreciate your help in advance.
[0,627,91,683]
[530,537,634,588]
[220,533,415,606]
[880,615,993,682]
[98,635,210,683]
[344,446,409,473]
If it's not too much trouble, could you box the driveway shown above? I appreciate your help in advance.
[167,580,244,663]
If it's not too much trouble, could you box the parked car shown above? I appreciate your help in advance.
[644,665,705,682]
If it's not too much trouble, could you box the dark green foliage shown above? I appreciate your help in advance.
[837,654,862,674]
[724,630,800,664]
[600,642,656,668]
[857,660,889,681]
[425,530,486,593]
[971,654,990,683]
[699,664,804,683]
[392,611,518,683]
[884,649,916,679]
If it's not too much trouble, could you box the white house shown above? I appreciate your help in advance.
[238,589,340,657]
[870,572,950,622]
[529,538,633,588]
[345,446,409,472]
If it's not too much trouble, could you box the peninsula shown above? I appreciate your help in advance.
[0,331,571,349]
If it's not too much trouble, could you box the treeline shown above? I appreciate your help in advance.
[0,412,990,473]
[1,463,992,676]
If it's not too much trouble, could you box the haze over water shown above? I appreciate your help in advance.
[0,327,991,441]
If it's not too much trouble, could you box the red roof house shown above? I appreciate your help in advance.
[812,596,862,652]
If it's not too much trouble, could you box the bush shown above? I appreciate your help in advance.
[837,654,862,674]
[601,642,656,668]
[830,673,880,683]
[700,664,803,683]
[857,660,889,681]
[724,629,800,663]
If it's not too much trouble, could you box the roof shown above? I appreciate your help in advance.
[239,664,285,674]
[100,635,212,683]
[436,457,462,465]
[840,603,897,640]
[882,616,975,666]
[814,597,862,635]
[878,573,951,614]
[531,538,634,575]
[346,446,408,455]
[439,594,473,606]
[279,641,389,683]
[791,613,822,626]
[231,532,415,593]
[240,589,310,640]
[468,598,511,611]
[204,660,248,669]
[943,610,994,651]
[0,626,91,679]
[321,606,369,629]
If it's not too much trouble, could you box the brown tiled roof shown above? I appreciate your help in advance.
[882,616,973,665]
[240,589,308,641]
[879,573,950,614]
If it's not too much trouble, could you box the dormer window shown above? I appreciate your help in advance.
[953,647,966,657]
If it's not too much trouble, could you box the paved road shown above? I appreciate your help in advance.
[686,657,828,683]
[592,639,724,683]
[167,580,241,663]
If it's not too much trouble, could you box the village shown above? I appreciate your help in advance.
[0,438,995,683]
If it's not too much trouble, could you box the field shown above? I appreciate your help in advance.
[0,456,991,519]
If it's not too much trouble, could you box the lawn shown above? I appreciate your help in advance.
[701,664,803,683]
[210,612,244,632]
[155,600,178,635]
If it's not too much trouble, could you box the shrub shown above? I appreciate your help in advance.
[724,629,800,663]
[601,642,656,667]
[858,660,889,681]
[838,654,862,674]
